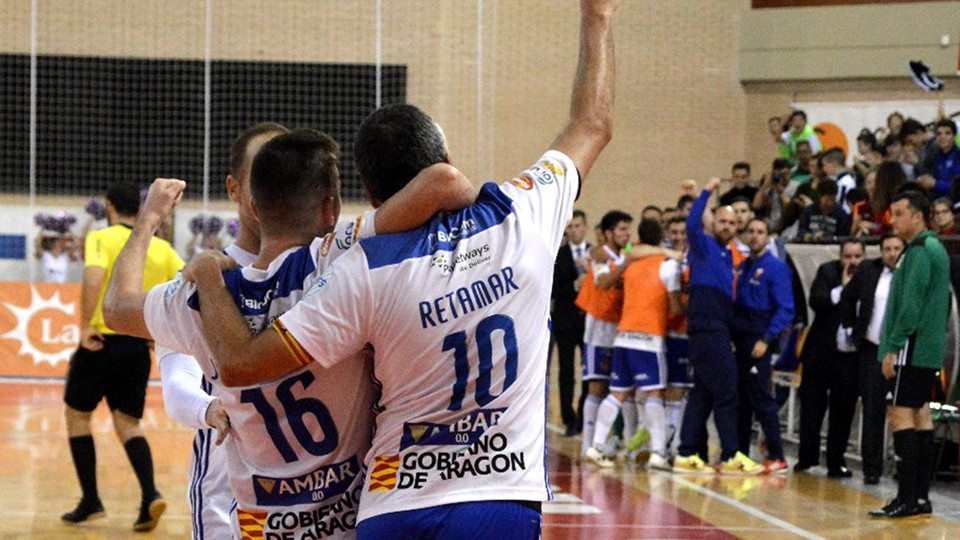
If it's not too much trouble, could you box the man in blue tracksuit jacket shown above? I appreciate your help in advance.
[674,177,760,473]
[731,218,794,470]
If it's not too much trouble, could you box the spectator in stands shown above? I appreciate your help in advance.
[916,119,960,200]
[732,217,794,474]
[840,233,905,485]
[676,194,694,217]
[820,147,856,214]
[851,162,903,238]
[781,110,822,162]
[788,141,814,185]
[882,133,916,182]
[887,111,905,139]
[930,197,957,236]
[900,118,932,175]
[768,116,791,161]
[796,239,865,478]
[753,158,793,233]
[854,129,883,185]
[185,215,224,260]
[719,162,757,207]
[798,180,851,242]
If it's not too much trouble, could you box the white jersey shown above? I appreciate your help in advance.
[41,251,69,283]
[144,219,377,540]
[277,151,579,522]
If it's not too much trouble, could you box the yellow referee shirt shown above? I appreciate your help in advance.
[85,224,184,334]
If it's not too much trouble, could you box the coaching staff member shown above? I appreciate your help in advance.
[62,182,183,531]
[870,191,950,518]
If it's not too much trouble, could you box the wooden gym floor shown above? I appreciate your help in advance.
[2,380,960,539]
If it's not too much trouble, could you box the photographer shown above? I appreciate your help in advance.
[752,158,793,233]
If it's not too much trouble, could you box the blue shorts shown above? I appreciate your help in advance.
[610,346,666,392]
[582,344,613,381]
[357,500,541,540]
[666,336,693,387]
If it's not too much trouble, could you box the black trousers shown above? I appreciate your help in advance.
[797,351,860,469]
[858,342,887,477]
[551,328,583,429]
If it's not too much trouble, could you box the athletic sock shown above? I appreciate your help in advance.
[581,395,602,455]
[124,436,157,501]
[892,429,919,506]
[68,435,100,503]
[916,430,935,502]
[592,395,622,448]
[666,399,685,455]
[645,396,667,456]
[621,396,638,444]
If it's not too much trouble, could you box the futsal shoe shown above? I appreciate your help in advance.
[585,446,615,469]
[917,499,933,515]
[672,454,713,475]
[626,427,651,452]
[762,458,789,475]
[827,465,853,478]
[133,492,166,532]
[647,452,672,472]
[717,452,765,476]
[61,499,105,524]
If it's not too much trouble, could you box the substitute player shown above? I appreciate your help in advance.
[186,1,620,537]
[589,218,681,471]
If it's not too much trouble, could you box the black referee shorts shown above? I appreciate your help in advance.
[889,336,939,409]
[63,334,151,419]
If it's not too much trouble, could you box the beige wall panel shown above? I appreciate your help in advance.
[742,1,960,80]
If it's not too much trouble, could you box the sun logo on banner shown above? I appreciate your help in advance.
[1,286,78,367]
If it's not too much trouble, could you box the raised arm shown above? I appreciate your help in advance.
[103,178,185,338]
[373,163,477,234]
[549,0,619,180]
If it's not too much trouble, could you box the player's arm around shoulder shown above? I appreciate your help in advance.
[372,163,477,236]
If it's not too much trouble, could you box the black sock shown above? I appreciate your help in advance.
[916,430,935,502]
[893,429,919,506]
[123,436,156,501]
[68,435,99,504]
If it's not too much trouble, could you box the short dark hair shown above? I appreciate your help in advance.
[355,103,448,203]
[637,218,663,246]
[935,118,958,136]
[667,216,686,228]
[729,196,752,207]
[641,205,662,215]
[676,194,694,208]
[572,209,586,221]
[840,238,865,255]
[892,190,931,223]
[732,161,751,174]
[899,118,926,138]
[106,182,141,217]
[229,122,290,176]
[250,129,341,236]
[880,232,903,248]
[822,147,845,167]
[600,210,633,232]
[787,110,807,123]
[818,179,839,198]
[795,139,811,150]
[746,217,769,233]
[772,158,792,170]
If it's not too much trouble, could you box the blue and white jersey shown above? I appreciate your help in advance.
[276,151,579,522]
[144,219,377,540]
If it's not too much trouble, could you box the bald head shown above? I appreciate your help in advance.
[713,205,737,244]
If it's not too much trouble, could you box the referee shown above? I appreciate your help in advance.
[870,190,950,519]
[62,182,183,531]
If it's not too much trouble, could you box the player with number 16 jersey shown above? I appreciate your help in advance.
[272,150,579,522]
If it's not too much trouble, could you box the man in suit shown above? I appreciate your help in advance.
[796,239,865,478]
[552,210,591,436]
[840,234,905,484]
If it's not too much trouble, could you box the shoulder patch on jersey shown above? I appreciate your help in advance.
[507,175,534,191]
[164,275,185,300]
[527,165,555,186]
[335,217,362,251]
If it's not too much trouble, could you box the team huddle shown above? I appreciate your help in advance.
[60,1,623,538]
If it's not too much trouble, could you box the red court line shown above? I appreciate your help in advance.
[544,450,739,540]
